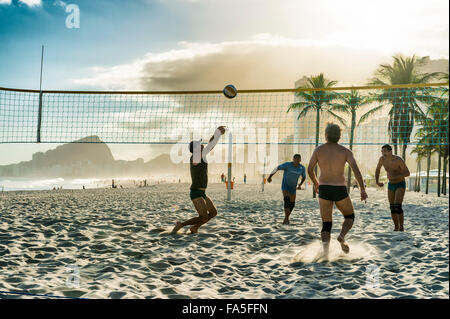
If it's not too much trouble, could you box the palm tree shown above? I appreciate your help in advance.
[288,73,345,197]
[415,122,435,194]
[434,94,449,197]
[329,90,384,191]
[411,144,428,192]
[415,95,448,195]
[425,87,448,197]
[368,55,441,160]
[439,71,449,195]
[441,144,449,195]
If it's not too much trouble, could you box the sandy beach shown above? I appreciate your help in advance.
[0,183,448,299]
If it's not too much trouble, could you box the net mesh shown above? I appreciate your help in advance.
[0,84,448,147]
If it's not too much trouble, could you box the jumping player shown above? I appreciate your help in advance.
[171,126,226,234]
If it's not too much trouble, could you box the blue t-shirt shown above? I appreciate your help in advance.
[278,162,306,191]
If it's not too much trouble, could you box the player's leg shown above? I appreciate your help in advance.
[282,190,295,224]
[171,197,208,234]
[319,198,333,255]
[190,196,218,233]
[388,187,399,231]
[394,187,406,231]
[205,196,218,220]
[335,195,354,253]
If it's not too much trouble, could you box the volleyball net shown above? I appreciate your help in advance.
[0,83,448,147]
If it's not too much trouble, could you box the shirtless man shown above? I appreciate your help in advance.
[375,144,410,231]
[171,126,226,234]
[308,123,368,255]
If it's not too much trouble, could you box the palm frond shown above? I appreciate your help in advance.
[357,104,385,125]
[288,101,314,113]
[328,102,352,114]
[325,110,347,126]
[295,105,315,119]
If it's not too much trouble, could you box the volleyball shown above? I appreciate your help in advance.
[223,84,238,99]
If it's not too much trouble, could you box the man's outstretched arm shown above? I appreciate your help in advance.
[307,150,319,192]
[267,165,280,183]
[298,175,306,189]
[375,157,384,187]
[203,126,226,156]
[346,150,368,201]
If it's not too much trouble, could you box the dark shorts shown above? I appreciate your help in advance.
[282,185,297,195]
[318,185,349,202]
[388,181,406,192]
[190,189,206,200]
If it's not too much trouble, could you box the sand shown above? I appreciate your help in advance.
[0,183,448,299]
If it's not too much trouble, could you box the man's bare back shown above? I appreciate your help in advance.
[315,143,351,186]
[308,123,367,257]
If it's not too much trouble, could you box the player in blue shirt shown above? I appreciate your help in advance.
[267,154,307,224]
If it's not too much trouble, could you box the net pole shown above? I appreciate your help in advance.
[227,132,232,200]
[262,156,266,192]
[37,45,44,143]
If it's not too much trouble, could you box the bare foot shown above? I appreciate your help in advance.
[337,235,350,254]
[189,225,199,234]
[282,219,290,225]
[171,222,183,234]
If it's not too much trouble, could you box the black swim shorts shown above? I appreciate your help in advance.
[318,185,349,202]
[190,189,206,200]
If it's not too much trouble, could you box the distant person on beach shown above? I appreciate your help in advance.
[244,173,247,184]
[221,173,225,182]
[375,144,410,231]
[171,126,226,234]
[267,154,306,225]
[308,123,367,255]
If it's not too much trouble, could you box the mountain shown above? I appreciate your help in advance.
[420,57,449,75]
[31,136,115,168]
[0,136,142,178]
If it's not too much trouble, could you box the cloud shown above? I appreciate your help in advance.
[53,0,66,8]
[0,0,42,6]
[18,0,42,6]
[73,33,400,91]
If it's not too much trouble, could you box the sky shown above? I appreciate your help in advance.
[0,0,449,165]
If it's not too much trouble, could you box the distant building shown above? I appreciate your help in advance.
[407,169,449,193]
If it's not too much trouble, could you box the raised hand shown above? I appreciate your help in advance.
[217,126,226,135]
